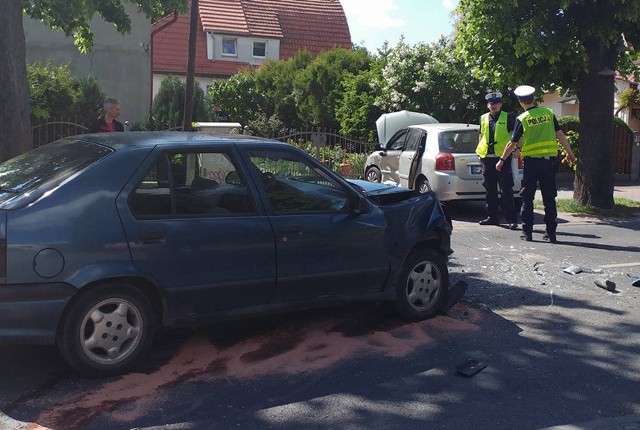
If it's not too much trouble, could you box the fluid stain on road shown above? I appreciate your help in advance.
[29,302,483,430]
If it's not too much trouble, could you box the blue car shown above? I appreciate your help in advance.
[0,132,452,376]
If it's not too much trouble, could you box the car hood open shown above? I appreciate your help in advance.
[376,110,438,146]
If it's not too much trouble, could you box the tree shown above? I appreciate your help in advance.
[371,37,489,124]
[0,0,187,161]
[145,76,210,130]
[455,0,640,209]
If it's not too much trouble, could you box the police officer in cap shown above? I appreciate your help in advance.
[476,92,518,229]
[496,85,576,243]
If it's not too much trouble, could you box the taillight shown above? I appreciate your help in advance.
[435,152,455,171]
[517,153,524,169]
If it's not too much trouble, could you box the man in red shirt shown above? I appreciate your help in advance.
[88,98,124,133]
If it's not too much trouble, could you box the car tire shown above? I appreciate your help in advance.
[365,166,382,183]
[57,283,156,377]
[396,248,449,320]
[415,176,431,194]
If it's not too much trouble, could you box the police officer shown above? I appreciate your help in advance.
[476,92,518,229]
[496,85,576,243]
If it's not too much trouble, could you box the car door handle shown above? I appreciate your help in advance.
[281,226,303,242]
[140,231,166,244]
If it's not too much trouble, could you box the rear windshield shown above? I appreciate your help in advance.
[438,130,479,154]
[0,139,111,203]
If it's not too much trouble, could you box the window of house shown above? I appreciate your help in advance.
[222,38,237,56]
[253,41,267,58]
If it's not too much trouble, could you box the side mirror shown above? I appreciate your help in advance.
[225,171,241,185]
[354,195,370,215]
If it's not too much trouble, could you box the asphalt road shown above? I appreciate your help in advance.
[1,201,639,430]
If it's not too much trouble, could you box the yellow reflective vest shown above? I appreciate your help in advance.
[476,111,511,158]
[518,107,558,158]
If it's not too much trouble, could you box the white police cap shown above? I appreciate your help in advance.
[514,85,536,99]
[485,92,502,103]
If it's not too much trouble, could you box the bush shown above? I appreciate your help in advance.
[144,76,211,130]
[27,61,105,125]
[27,61,78,119]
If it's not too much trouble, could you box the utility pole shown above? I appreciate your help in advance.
[182,0,198,131]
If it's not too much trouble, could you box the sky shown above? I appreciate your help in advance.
[339,0,460,53]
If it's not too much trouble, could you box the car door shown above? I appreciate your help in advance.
[398,128,426,189]
[243,148,389,302]
[118,146,277,321]
[378,129,409,185]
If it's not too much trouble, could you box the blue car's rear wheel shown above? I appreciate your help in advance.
[57,283,156,377]
[396,248,449,320]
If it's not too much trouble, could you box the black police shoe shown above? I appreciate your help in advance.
[520,232,532,241]
[543,233,558,243]
[479,217,499,226]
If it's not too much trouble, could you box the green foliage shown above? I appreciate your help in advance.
[27,61,105,123]
[559,130,579,171]
[75,75,106,125]
[144,76,211,130]
[27,61,78,119]
[455,0,640,95]
[617,87,640,108]
[335,65,383,141]
[293,47,372,129]
[23,0,188,53]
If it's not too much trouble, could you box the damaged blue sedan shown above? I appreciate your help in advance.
[0,132,452,376]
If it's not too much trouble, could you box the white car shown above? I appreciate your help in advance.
[364,112,522,202]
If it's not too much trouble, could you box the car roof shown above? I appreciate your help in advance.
[408,123,479,132]
[73,131,290,151]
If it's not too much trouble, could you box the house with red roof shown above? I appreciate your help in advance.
[152,0,352,97]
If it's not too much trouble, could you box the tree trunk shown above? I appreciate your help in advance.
[182,0,198,131]
[0,4,32,161]
[574,37,617,209]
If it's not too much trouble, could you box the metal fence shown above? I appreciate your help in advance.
[32,118,88,148]
[268,127,376,154]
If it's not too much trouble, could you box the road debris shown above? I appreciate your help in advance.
[441,280,468,313]
[628,273,640,287]
[456,359,487,377]
[594,278,616,292]
[563,265,583,275]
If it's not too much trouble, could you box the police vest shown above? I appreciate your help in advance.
[476,111,511,158]
[517,107,558,158]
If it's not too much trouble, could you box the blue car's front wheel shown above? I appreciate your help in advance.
[396,248,449,320]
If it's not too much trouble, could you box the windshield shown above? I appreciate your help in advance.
[0,139,111,205]
[438,130,479,154]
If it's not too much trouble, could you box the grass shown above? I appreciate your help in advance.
[534,197,640,218]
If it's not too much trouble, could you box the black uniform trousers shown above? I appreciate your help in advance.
[520,157,558,236]
[481,155,517,223]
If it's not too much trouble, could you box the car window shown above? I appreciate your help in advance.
[404,129,425,152]
[247,150,350,215]
[438,130,479,154]
[129,150,257,218]
[0,139,111,198]
[386,129,408,150]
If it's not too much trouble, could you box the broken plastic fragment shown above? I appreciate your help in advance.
[563,265,583,275]
[456,359,487,377]
[594,278,616,292]
[628,274,640,287]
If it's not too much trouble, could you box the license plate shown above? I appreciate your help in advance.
[470,165,482,174]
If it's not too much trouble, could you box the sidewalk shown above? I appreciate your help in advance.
[537,180,640,203]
